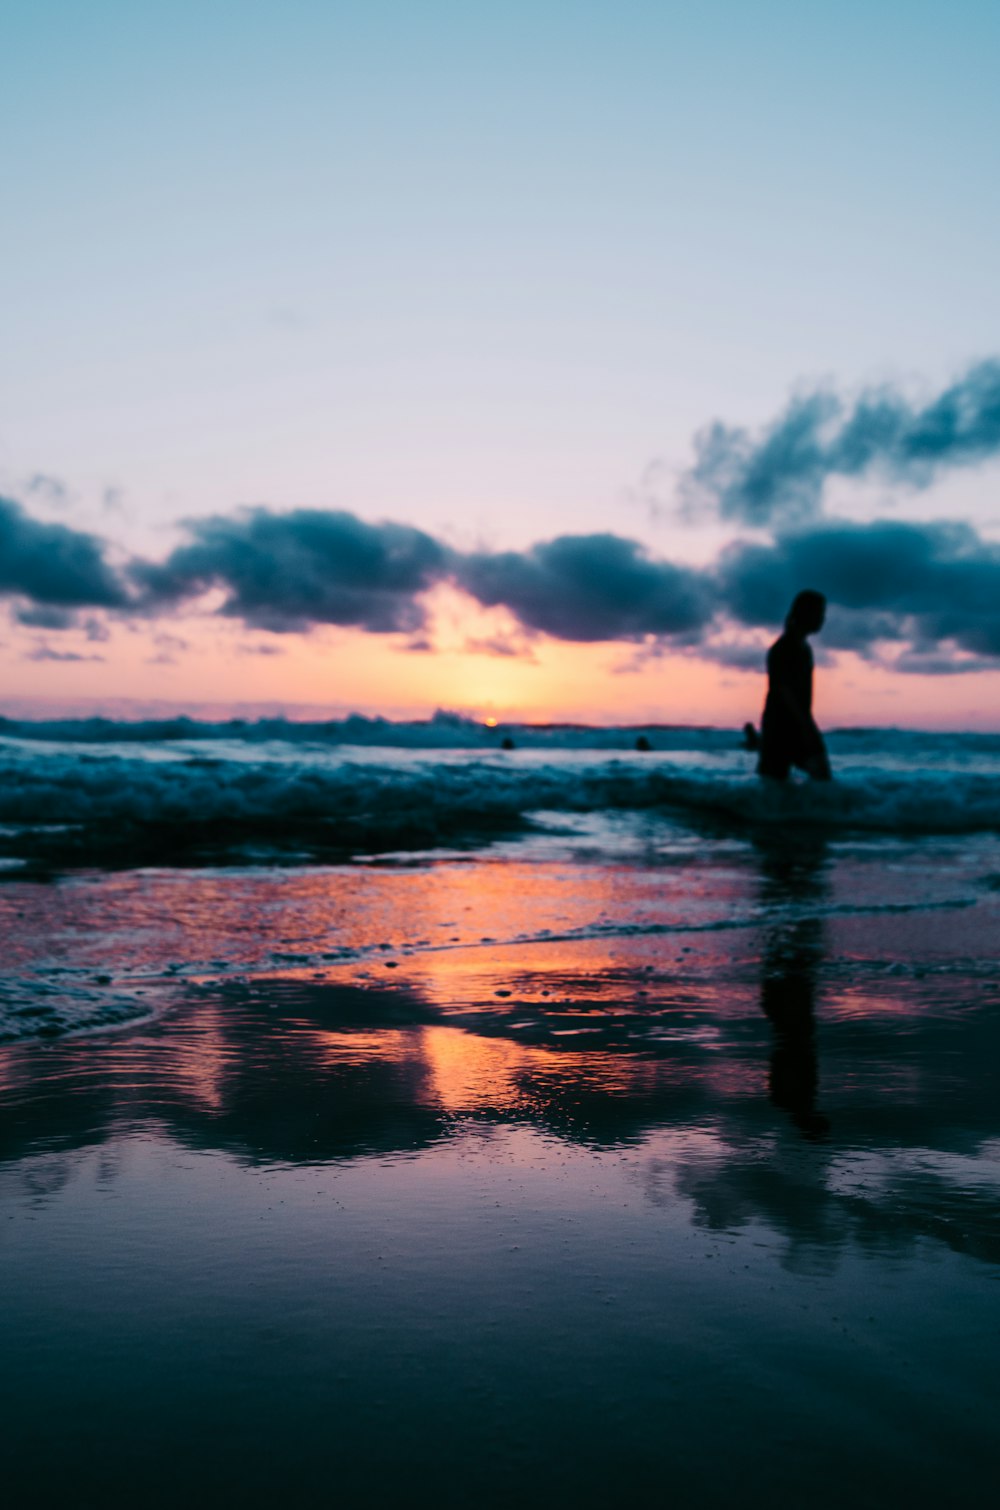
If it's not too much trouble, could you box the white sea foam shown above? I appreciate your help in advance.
[1,723,1000,867]
[0,977,155,1043]
[3,710,999,758]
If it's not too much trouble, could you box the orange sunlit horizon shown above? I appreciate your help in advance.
[5,606,1000,732]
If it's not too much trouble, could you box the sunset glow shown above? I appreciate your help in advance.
[4,600,1000,730]
[5,7,1000,1507]
[3,0,1000,730]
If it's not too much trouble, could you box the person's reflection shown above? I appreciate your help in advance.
[755,834,830,1139]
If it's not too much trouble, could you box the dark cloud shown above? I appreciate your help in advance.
[14,604,79,630]
[5,486,1000,677]
[0,496,126,608]
[24,646,105,663]
[718,518,1000,660]
[131,508,451,633]
[889,649,999,676]
[131,512,714,647]
[125,507,1000,670]
[684,361,1000,525]
[692,639,773,672]
[456,534,712,642]
[14,606,111,640]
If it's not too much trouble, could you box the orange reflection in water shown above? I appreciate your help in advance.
[420,1022,679,1122]
[152,1000,230,1112]
[301,1027,417,1070]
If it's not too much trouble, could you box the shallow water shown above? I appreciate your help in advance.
[2,813,999,1505]
[4,725,1000,875]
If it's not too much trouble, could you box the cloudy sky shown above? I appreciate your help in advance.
[3,0,1000,725]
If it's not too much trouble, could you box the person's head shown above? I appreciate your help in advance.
[786,589,826,636]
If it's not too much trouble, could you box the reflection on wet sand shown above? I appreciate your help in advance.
[6,750,1000,1510]
[755,836,831,1139]
[3,916,1000,1266]
[4,851,1000,1510]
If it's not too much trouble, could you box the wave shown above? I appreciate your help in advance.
[0,711,725,750]
[2,740,1000,869]
[4,711,1000,757]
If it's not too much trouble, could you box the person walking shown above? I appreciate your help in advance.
[758,590,831,782]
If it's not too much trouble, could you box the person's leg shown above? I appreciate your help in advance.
[757,749,791,781]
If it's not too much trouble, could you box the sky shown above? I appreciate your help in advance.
[3,0,1000,726]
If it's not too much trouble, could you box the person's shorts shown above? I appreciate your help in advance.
[757,748,808,781]
[758,752,790,780]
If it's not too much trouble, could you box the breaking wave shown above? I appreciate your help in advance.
[4,710,1000,758]
[2,722,1000,868]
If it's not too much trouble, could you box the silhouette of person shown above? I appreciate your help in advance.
[758,589,831,782]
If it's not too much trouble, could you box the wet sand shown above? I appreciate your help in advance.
[2,830,999,1506]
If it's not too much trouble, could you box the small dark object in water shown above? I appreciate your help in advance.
[501,736,515,750]
[741,722,760,752]
[635,735,652,752]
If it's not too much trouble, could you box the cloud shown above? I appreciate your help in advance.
[0,496,126,608]
[131,507,451,633]
[83,617,111,643]
[6,484,1000,677]
[130,512,713,648]
[235,642,286,657]
[117,503,1000,673]
[889,648,1000,676]
[613,632,775,675]
[717,518,1000,660]
[144,631,190,664]
[684,360,1000,525]
[462,630,538,661]
[25,473,71,506]
[123,507,1000,670]
[456,533,712,642]
[14,604,79,630]
[24,646,105,663]
[691,638,773,672]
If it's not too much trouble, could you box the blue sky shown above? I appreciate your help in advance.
[2,1,1000,720]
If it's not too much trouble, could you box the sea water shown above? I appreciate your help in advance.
[1,720,998,1504]
[2,718,1000,1042]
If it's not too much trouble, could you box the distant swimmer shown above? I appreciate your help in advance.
[758,590,831,782]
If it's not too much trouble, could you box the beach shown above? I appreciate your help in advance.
[2,724,999,1506]
[8,2,1000,1500]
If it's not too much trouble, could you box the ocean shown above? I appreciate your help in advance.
[2,717,999,1504]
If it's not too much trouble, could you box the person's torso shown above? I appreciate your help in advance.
[766,632,812,714]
